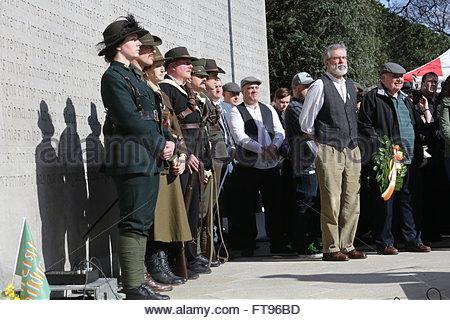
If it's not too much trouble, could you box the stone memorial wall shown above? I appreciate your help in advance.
[0,0,270,287]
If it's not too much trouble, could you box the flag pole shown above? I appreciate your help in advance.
[11,217,26,285]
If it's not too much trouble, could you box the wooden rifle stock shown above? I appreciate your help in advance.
[183,83,210,212]
[174,242,188,279]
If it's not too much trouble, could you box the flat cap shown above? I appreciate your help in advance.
[222,82,241,93]
[292,72,314,87]
[380,62,406,75]
[240,76,261,88]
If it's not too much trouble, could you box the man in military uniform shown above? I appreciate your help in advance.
[159,47,211,277]
[205,58,225,92]
[98,14,174,300]
[189,59,224,267]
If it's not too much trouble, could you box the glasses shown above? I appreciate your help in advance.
[328,56,347,61]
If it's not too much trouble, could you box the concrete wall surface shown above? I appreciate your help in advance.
[0,0,269,288]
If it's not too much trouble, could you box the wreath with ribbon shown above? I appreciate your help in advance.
[372,136,408,201]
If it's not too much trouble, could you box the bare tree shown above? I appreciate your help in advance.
[387,0,449,37]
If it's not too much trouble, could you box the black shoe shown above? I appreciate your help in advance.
[187,268,199,280]
[146,251,187,285]
[123,284,170,300]
[188,260,212,274]
[197,254,221,267]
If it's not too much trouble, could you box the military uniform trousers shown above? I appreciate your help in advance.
[314,143,361,254]
[151,174,192,243]
[113,173,160,236]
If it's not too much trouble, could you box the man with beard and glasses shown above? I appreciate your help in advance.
[359,62,431,255]
[299,44,366,261]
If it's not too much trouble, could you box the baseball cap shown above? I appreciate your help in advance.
[292,72,314,87]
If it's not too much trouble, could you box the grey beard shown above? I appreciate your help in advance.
[333,67,347,76]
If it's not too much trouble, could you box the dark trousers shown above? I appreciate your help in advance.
[419,154,450,243]
[371,166,421,248]
[180,171,200,261]
[290,167,319,252]
[229,164,284,250]
[113,173,159,237]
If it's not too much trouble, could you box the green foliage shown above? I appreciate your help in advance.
[382,10,450,71]
[266,0,450,96]
[372,136,408,194]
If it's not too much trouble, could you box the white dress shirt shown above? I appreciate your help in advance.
[299,72,348,135]
[229,102,285,169]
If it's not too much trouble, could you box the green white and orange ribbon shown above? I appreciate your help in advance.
[373,136,408,201]
[380,145,403,201]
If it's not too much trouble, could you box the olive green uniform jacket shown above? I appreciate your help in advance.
[101,61,173,176]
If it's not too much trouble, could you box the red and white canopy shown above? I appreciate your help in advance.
[404,48,450,89]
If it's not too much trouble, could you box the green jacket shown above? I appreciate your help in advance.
[101,61,173,175]
[438,97,450,158]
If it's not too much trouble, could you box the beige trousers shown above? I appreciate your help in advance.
[315,143,361,253]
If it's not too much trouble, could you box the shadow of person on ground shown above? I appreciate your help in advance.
[261,270,450,299]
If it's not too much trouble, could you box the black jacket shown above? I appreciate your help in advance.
[358,82,423,166]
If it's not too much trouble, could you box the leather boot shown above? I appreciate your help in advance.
[119,232,146,290]
[197,254,221,267]
[146,250,187,285]
[188,259,212,274]
[122,284,169,300]
[144,274,173,292]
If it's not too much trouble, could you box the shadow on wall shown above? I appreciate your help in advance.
[35,99,119,276]
[85,102,119,278]
[36,100,66,271]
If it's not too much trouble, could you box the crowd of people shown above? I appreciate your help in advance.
[97,15,450,300]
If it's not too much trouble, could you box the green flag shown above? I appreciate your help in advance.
[14,219,51,300]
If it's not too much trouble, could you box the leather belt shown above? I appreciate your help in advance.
[139,110,159,122]
[180,123,201,130]
[177,107,194,120]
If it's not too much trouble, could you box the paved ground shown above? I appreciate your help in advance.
[167,241,450,300]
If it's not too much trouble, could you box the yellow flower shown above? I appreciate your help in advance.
[2,284,20,300]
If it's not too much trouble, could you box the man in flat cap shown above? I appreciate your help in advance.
[359,62,431,255]
[299,44,365,261]
[229,76,288,256]
[98,14,173,299]
[284,72,321,256]
[221,82,241,120]
[216,82,240,251]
